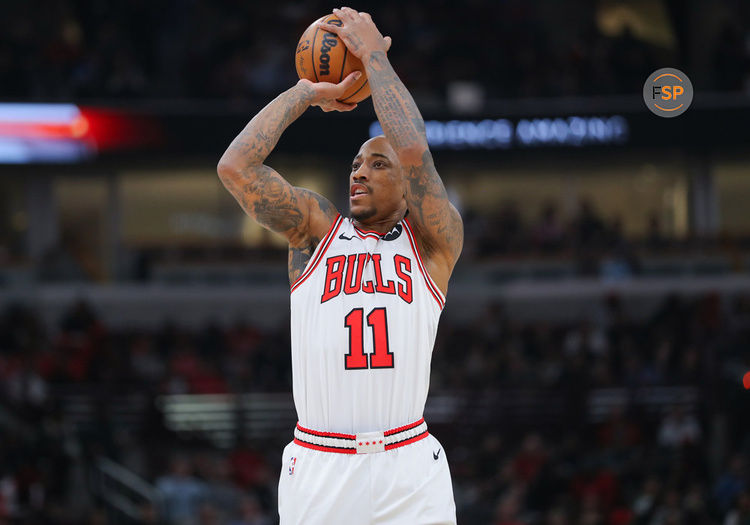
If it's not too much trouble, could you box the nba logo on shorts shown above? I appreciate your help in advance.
[289,457,297,475]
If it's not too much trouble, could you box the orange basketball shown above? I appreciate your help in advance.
[295,14,371,104]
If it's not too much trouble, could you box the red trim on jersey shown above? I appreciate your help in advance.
[295,422,356,440]
[383,417,425,436]
[290,215,343,292]
[353,228,380,240]
[293,438,357,454]
[353,224,384,236]
[402,219,445,309]
[384,430,429,450]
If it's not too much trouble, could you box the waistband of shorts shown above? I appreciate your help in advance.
[293,418,429,454]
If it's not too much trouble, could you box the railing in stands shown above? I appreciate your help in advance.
[154,387,698,448]
[56,387,700,450]
[91,456,162,524]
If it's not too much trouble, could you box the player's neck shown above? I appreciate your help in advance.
[352,209,406,234]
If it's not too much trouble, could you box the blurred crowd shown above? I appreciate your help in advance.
[1,290,749,524]
[2,0,749,103]
[36,196,744,286]
[462,199,644,275]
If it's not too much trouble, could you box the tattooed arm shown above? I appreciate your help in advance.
[217,74,360,283]
[319,9,463,292]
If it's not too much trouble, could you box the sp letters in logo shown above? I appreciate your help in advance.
[643,68,693,118]
[318,18,342,76]
[289,456,297,476]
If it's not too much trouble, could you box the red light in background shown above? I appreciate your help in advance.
[78,108,164,151]
[0,103,164,162]
[0,105,162,152]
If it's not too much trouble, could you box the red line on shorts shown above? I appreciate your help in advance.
[296,423,356,440]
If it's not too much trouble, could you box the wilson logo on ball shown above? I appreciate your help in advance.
[318,20,342,76]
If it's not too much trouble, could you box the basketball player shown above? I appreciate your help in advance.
[217,8,462,524]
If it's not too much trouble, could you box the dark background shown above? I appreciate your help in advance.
[1,1,750,524]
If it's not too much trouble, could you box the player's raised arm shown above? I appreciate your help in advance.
[319,9,464,278]
[217,73,361,283]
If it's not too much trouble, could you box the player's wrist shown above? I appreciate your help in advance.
[293,80,317,104]
[363,49,388,71]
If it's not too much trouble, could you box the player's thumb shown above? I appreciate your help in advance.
[340,71,362,88]
[384,36,392,51]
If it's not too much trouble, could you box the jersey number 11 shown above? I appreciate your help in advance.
[344,307,394,369]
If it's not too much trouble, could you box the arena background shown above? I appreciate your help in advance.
[1,1,750,524]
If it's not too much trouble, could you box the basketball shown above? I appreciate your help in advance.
[295,14,371,104]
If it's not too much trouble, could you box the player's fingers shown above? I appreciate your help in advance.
[338,71,362,89]
[360,12,372,21]
[329,101,358,112]
[337,7,358,21]
[384,36,392,51]
[317,22,341,34]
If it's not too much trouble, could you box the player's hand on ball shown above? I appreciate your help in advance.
[317,7,392,61]
[299,71,362,112]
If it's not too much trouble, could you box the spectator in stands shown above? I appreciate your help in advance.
[512,434,547,484]
[1,292,749,524]
[646,212,667,251]
[9,0,736,102]
[632,475,661,523]
[229,494,272,525]
[724,490,750,525]
[201,456,242,523]
[156,456,206,525]
[4,355,49,409]
[493,488,526,525]
[649,488,683,525]
[532,202,565,253]
[657,407,702,449]
[715,455,748,515]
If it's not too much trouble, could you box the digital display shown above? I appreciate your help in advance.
[0,104,94,163]
[369,115,629,150]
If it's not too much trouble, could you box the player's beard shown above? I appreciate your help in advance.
[351,206,377,221]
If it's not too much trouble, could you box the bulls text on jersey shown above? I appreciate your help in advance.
[321,253,413,304]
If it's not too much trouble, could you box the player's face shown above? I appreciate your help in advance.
[349,137,405,222]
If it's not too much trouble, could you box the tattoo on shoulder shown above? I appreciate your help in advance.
[297,188,338,221]
[286,190,337,284]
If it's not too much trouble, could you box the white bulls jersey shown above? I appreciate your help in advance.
[289,215,445,435]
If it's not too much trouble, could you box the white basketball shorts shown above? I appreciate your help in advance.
[278,433,456,524]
